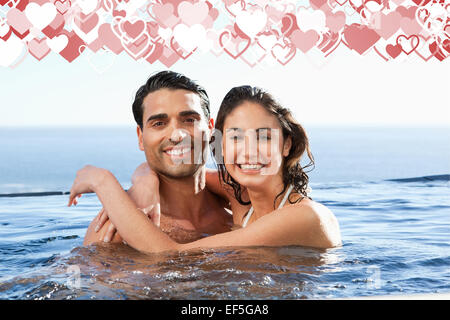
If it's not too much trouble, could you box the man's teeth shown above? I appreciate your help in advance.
[239,164,263,170]
[166,147,191,155]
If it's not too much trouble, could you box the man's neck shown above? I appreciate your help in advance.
[158,166,210,223]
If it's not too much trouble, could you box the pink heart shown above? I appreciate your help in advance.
[309,0,328,10]
[373,11,401,40]
[123,34,152,60]
[158,45,180,68]
[145,41,164,64]
[28,37,50,61]
[98,23,123,54]
[7,8,32,36]
[74,12,99,34]
[290,29,320,53]
[396,6,417,19]
[400,17,422,36]
[326,11,346,33]
[444,25,450,39]
[54,0,70,15]
[123,20,145,41]
[318,32,341,57]
[219,31,250,59]
[343,24,380,55]
[177,1,209,27]
[271,42,296,65]
[150,3,178,28]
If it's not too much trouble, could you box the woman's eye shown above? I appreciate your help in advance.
[230,135,242,141]
[258,134,270,140]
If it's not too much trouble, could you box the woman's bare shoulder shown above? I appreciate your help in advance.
[282,198,342,248]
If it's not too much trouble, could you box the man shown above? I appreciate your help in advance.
[82,71,232,245]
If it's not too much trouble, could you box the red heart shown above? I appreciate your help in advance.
[411,0,432,6]
[396,35,419,55]
[343,24,380,55]
[429,40,449,61]
[59,30,86,63]
[281,14,296,37]
[386,44,402,59]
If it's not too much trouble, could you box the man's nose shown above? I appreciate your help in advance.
[169,127,188,144]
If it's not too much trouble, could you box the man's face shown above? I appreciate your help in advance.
[137,88,213,179]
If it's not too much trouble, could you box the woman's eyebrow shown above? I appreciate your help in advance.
[256,128,272,133]
[226,128,243,132]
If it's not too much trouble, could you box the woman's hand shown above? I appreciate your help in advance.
[68,165,109,207]
[94,162,161,242]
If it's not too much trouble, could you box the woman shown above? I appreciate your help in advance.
[69,86,341,252]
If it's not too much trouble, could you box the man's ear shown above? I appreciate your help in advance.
[137,126,144,151]
[283,135,292,157]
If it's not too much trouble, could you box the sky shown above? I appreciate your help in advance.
[0,45,449,128]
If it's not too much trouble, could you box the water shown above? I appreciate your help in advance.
[0,126,449,299]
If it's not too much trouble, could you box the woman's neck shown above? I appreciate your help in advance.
[246,175,288,221]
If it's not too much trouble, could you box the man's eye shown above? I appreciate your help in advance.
[153,121,165,127]
[184,118,196,123]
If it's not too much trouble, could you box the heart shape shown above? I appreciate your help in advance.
[290,29,320,53]
[73,12,99,34]
[444,25,450,39]
[386,43,402,58]
[219,30,251,59]
[342,23,381,55]
[271,42,296,65]
[122,20,146,41]
[396,34,419,55]
[28,37,50,60]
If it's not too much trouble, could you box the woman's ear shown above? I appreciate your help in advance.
[283,135,292,157]
[137,126,144,151]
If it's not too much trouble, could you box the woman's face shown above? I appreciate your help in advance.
[222,101,291,189]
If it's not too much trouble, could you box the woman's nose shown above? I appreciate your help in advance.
[243,134,258,163]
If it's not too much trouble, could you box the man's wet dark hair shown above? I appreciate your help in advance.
[132,71,210,129]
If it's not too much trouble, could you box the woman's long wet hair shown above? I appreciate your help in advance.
[213,86,315,208]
